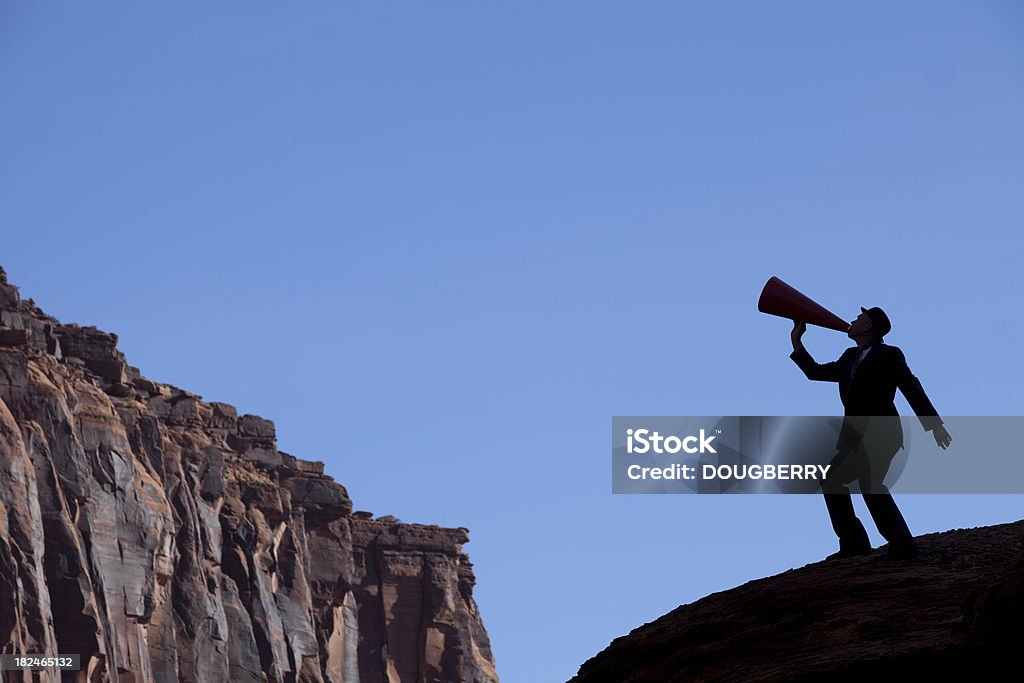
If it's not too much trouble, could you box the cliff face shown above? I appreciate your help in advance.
[0,266,498,683]
[570,520,1024,683]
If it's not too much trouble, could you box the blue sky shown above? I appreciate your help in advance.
[3,2,1023,681]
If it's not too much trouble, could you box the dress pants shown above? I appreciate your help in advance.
[821,423,913,551]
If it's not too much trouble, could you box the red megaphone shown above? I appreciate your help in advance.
[757,276,850,332]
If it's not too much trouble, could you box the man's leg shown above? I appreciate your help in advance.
[860,441,917,559]
[824,493,871,554]
[821,448,871,557]
[863,491,914,547]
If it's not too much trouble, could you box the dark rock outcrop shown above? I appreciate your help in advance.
[0,265,498,682]
[570,520,1024,682]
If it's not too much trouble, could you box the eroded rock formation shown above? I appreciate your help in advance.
[570,520,1024,682]
[0,266,498,682]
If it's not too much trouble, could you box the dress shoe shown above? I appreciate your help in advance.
[825,545,872,561]
[875,541,919,561]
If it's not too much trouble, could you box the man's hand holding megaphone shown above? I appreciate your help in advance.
[791,320,807,353]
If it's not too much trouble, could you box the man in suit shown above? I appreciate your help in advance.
[790,306,952,560]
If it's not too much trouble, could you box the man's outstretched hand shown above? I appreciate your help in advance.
[791,320,806,351]
[933,423,952,450]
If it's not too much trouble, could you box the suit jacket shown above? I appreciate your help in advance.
[790,342,943,452]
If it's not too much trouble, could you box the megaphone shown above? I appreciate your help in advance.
[758,276,850,332]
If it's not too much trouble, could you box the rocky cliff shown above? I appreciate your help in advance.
[570,520,1024,682]
[0,266,498,683]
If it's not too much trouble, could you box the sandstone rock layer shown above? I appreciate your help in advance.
[0,266,498,683]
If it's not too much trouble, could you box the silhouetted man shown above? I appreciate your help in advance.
[790,307,952,560]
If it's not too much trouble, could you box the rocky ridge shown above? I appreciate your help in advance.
[570,520,1024,682]
[0,266,498,682]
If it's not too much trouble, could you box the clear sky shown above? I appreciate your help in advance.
[3,2,1023,682]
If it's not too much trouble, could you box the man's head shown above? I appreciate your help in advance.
[848,306,891,342]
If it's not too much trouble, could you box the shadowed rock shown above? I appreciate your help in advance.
[570,521,1024,683]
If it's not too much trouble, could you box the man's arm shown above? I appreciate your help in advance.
[789,321,845,382]
[892,347,952,449]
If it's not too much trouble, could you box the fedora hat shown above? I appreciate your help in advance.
[860,306,891,338]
